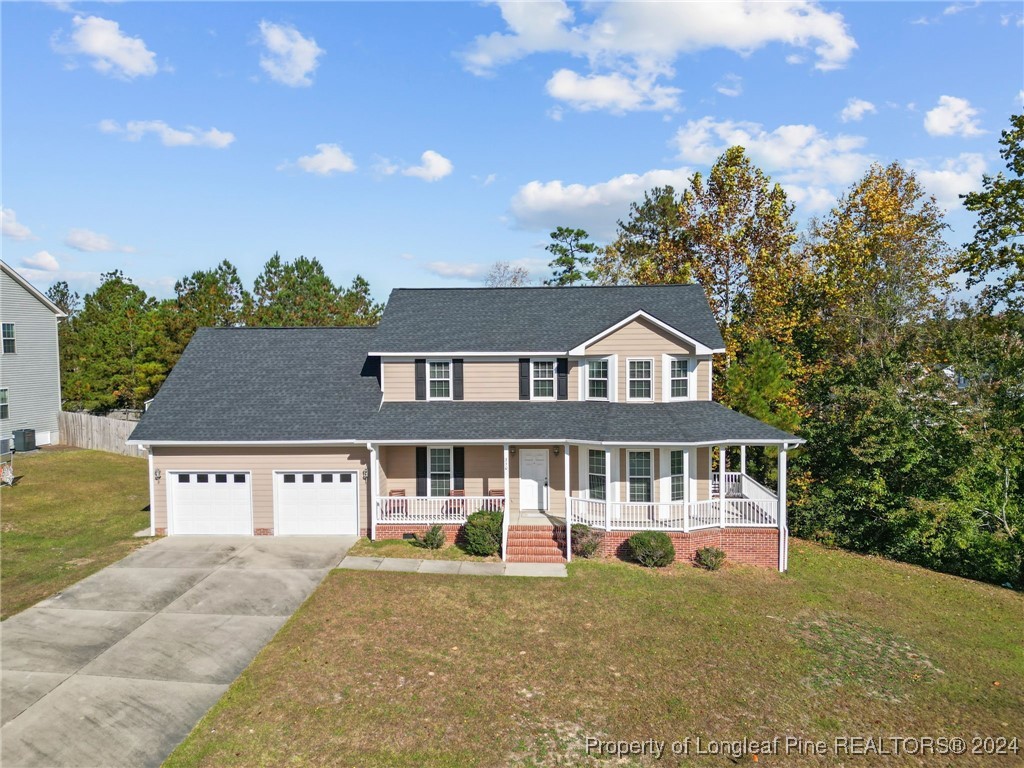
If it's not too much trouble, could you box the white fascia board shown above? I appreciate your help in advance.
[369,351,566,358]
[132,436,803,448]
[128,439,367,447]
[568,310,723,356]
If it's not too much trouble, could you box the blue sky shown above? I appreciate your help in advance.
[2,1,1022,302]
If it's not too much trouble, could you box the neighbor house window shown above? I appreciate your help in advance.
[0,389,7,420]
[588,449,606,500]
[628,451,652,502]
[669,359,689,399]
[587,359,609,400]
[1,324,14,354]
[627,359,653,400]
[429,447,452,497]
[428,361,451,400]
[670,450,686,502]
[532,359,555,399]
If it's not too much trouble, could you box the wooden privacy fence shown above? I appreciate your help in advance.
[58,412,145,457]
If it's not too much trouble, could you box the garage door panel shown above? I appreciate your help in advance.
[275,471,358,535]
[170,472,252,535]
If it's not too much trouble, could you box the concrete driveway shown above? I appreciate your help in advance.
[1,535,355,768]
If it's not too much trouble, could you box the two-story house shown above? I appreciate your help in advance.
[129,285,801,570]
[0,261,66,448]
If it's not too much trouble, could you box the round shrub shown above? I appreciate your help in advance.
[695,546,726,571]
[462,510,503,556]
[414,524,446,550]
[570,523,604,558]
[628,531,675,567]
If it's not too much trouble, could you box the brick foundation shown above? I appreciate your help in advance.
[254,528,273,536]
[600,527,780,569]
[155,527,167,536]
[375,524,464,545]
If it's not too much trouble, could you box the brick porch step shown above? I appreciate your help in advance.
[506,553,567,563]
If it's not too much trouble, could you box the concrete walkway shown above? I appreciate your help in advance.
[1,535,356,768]
[338,555,567,578]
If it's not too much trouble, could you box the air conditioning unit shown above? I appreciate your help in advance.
[13,429,36,453]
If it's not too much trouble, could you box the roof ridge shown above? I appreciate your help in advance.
[391,284,700,292]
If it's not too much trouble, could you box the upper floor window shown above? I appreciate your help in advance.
[428,361,451,400]
[429,447,452,497]
[628,450,652,502]
[587,359,609,400]
[669,358,689,399]
[627,359,653,401]
[588,449,606,500]
[0,388,8,420]
[670,449,686,501]
[532,359,555,399]
[1,323,14,354]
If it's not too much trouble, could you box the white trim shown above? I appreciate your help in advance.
[585,447,607,502]
[369,443,378,540]
[626,449,653,503]
[0,387,9,420]
[577,444,588,500]
[426,359,453,401]
[166,469,254,536]
[658,448,671,504]
[529,358,557,401]
[568,310,722,356]
[0,261,67,317]
[518,448,549,511]
[130,437,805,448]
[272,469,360,536]
[609,447,621,504]
[370,351,565,358]
[625,358,655,402]
[427,445,454,497]
[147,450,156,536]
[663,355,694,401]
[1,322,15,355]
[501,444,510,562]
[582,356,611,401]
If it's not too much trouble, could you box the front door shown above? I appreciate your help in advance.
[519,449,548,511]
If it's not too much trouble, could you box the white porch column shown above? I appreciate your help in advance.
[368,443,379,540]
[718,445,726,528]
[777,445,788,573]
[563,444,571,562]
[502,444,510,562]
[147,449,156,536]
[604,447,612,530]
[740,445,747,476]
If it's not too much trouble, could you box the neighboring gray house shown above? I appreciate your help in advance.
[0,261,66,446]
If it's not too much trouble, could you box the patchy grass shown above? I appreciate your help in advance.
[348,536,500,562]
[1,447,150,619]
[167,541,1023,767]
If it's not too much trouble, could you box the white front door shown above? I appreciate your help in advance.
[519,449,548,511]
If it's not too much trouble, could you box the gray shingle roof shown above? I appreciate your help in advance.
[370,285,725,353]
[131,327,796,445]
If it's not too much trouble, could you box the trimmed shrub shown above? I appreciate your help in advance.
[413,524,446,550]
[571,524,604,558]
[695,546,726,571]
[462,510,503,556]
[628,531,675,567]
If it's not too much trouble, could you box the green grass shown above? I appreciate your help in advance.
[348,536,500,562]
[166,541,1024,767]
[1,447,151,619]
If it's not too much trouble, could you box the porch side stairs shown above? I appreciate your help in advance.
[505,525,566,563]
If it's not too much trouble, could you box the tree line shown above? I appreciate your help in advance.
[46,253,381,413]
[491,114,1021,588]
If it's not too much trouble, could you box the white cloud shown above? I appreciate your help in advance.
[1018,89,1024,106]
[482,173,497,186]
[257,20,324,87]
[64,227,134,253]
[1,208,36,240]
[715,73,743,98]
[100,119,235,148]
[913,152,986,209]
[424,261,486,280]
[402,150,453,182]
[943,1,981,15]
[372,155,400,176]
[510,167,692,239]
[22,251,60,272]
[839,97,876,122]
[924,95,984,137]
[56,14,158,79]
[546,68,681,112]
[288,143,357,176]
[463,1,855,113]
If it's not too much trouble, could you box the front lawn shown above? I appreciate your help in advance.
[1,447,151,619]
[167,542,1024,767]
[348,536,500,562]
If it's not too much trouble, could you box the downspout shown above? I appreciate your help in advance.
[147,448,156,536]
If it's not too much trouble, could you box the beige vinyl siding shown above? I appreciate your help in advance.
[586,318,695,403]
[152,446,370,533]
[380,445,505,497]
[381,361,416,401]
[696,446,711,500]
[463,361,520,400]
[695,357,712,401]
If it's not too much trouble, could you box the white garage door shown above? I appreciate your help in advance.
[169,471,252,535]
[275,471,359,535]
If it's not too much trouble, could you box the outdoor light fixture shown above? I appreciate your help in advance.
[154,469,161,481]
[553,446,560,456]
[510,446,517,455]
[362,468,368,480]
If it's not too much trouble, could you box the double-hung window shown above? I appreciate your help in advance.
[429,447,452,497]
[532,359,555,399]
[670,449,687,501]
[627,359,653,400]
[628,450,652,503]
[1,324,14,354]
[428,361,451,400]
[588,449,606,500]
[0,388,8,419]
[587,359,609,400]
[669,359,689,399]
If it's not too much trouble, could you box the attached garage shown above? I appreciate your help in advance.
[168,471,252,535]
[274,470,360,535]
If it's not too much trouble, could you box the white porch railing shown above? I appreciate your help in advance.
[568,495,778,532]
[376,495,503,525]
